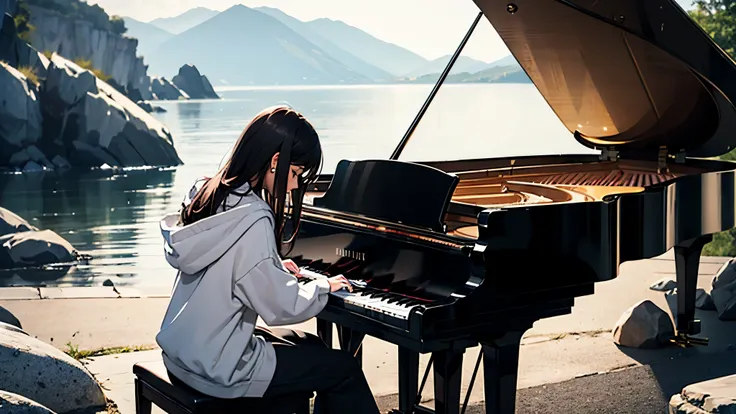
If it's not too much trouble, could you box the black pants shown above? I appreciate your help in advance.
[259,327,380,414]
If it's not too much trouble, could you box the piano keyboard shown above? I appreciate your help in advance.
[297,268,426,329]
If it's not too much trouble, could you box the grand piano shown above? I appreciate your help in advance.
[286,1,736,413]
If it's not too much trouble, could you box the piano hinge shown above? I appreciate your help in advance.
[599,147,618,162]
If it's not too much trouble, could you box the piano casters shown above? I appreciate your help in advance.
[671,235,713,348]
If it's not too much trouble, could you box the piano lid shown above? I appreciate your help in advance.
[473,0,736,159]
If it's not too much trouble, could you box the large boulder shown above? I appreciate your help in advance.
[711,259,736,321]
[172,64,220,99]
[151,76,189,101]
[669,374,736,414]
[613,300,675,348]
[0,230,77,269]
[0,390,56,414]
[0,207,37,235]
[0,328,106,413]
[0,207,82,270]
[0,61,43,169]
[37,54,183,169]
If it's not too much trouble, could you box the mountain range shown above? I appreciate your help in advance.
[122,6,529,86]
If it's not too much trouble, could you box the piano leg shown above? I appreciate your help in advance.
[480,331,525,414]
[672,235,712,347]
[337,325,366,366]
[317,318,333,347]
[398,348,419,413]
[433,349,464,414]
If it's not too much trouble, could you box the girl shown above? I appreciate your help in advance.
[156,106,380,413]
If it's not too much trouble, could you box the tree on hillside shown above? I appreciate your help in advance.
[689,0,736,55]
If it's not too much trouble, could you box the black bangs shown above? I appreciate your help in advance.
[181,104,323,257]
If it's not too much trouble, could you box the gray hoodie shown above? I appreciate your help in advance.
[156,179,331,398]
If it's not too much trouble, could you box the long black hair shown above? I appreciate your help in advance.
[180,105,323,254]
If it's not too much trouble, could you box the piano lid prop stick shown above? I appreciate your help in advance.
[389,10,484,160]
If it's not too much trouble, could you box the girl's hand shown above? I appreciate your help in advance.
[282,259,301,276]
[327,275,353,292]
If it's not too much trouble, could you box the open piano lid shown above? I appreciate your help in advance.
[473,0,736,159]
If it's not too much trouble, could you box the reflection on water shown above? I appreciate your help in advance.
[0,84,592,287]
[0,168,178,287]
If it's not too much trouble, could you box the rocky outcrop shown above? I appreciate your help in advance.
[25,5,152,100]
[0,327,106,413]
[0,207,83,270]
[172,64,219,99]
[0,48,183,171]
[0,14,48,79]
[136,100,166,113]
[151,76,189,100]
[712,260,736,320]
[612,300,675,348]
[0,390,55,414]
[669,374,736,414]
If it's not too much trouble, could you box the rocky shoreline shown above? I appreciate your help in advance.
[0,13,183,172]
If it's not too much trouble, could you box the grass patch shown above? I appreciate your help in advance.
[73,58,112,82]
[17,65,40,85]
[64,342,156,360]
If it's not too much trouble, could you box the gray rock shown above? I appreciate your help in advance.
[0,61,42,149]
[21,161,43,173]
[8,149,30,166]
[669,374,736,414]
[44,55,97,106]
[151,76,189,100]
[0,207,37,236]
[665,288,716,313]
[712,281,736,321]
[714,258,736,290]
[0,307,21,330]
[0,321,28,336]
[0,390,56,414]
[0,328,106,413]
[0,14,49,80]
[42,54,182,169]
[50,155,70,170]
[172,64,220,99]
[613,299,675,348]
[0,230,77,270]
[650,278,677,292]
[25,4,150,100]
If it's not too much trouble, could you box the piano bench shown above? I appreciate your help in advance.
[133,360,312,414]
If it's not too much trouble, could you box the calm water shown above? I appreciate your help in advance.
[0,83,595,288]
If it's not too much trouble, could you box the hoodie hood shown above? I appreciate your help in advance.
[160,179,273,275]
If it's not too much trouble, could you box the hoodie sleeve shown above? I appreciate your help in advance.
[235,257,331,326]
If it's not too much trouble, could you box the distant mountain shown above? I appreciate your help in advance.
[486,54,518,68]
[406,64,530,84]
[305,18,428,77]
[402,55,490,79]
[255,7,393,81]
[146,5,372,85]
[148,7,219,34]
[122,16,174,58]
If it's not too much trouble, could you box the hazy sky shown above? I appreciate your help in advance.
[88,0,696,62]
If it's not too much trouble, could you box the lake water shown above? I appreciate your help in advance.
[0,83,595,288]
